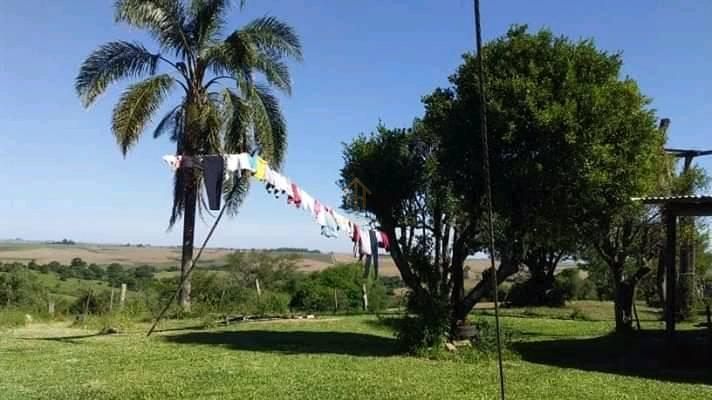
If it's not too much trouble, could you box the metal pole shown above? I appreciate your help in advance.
[474,1,506,399]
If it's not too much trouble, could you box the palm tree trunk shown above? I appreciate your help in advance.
[180,163,197,313]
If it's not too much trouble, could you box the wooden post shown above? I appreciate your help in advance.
[255,279,262,297]
[333,288,339,312]
[109,288,115,312]
[82,290,92,325]
[664,210,677,343]
[48,300,55,317]
[361,283,368,312]
[120,283,127,311]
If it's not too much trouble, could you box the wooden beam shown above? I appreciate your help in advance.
[664,210,677,342]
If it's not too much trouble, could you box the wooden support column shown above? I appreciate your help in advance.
[664,209,677,342]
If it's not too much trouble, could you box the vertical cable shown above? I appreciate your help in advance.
[147,170,239,337]
[473,1,506,399]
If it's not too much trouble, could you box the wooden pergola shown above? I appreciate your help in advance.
[635,195,712,341]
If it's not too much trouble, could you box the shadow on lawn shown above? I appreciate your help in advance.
[163,330,399,357]
[514,329,712,385]
[20,332,106,345]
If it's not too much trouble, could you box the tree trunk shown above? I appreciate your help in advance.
[180,163,197,313]
[678,218,696,320]
[452,258,520,327]
[656,248,666,306]
[613,279,626,332]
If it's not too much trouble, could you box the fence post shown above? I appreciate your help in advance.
[334,288,339,312]
[110,288,115,312]
[82,290,92,325]
[255,279,262,297]
[361,284,368,312]
[120,283,127,311]
[48,300,55,317]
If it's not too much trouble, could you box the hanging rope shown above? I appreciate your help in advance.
[146,172,240,337]
[473,1,506,399]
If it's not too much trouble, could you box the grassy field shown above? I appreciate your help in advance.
[1,303,710,400]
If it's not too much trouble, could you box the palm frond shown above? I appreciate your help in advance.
[115,0,190,55]
[76,41,160,107]
[222,89,250,152]
[224,173,251,217]
[252,52,291,94]
[203,39,253,81]
[111,74,175,155]
[153,104,182,138]
[239,16,303,61]
[169,168,185,228]
[187,0,231,48]
[250,83,286,168]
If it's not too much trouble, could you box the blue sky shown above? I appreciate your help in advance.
[1,0,711,252]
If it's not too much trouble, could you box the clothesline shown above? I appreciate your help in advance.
[162,153,390,277]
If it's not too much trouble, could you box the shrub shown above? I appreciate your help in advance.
[569,307,594,321]
[69,290,113,315]
[0,267,49,313]
[0,308,30,329]
[554,269,596,302]
[254,291,291,316]
[73,311,134,333]
[395,291,450,353]
[289,264,388,313]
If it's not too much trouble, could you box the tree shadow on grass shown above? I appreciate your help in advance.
[514,329,712,385]
[20,333,105,345]
[162,330,399,357]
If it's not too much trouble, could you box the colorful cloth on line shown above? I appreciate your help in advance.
[161,153,390,258]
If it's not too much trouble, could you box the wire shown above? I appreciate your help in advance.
[473,1,506,399]
[147,173,240,337]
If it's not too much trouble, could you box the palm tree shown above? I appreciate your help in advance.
[76,0,302,311]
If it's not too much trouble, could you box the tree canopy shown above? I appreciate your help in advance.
[341,25,669,344]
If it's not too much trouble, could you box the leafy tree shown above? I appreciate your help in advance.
[70,257,86,268]
[88,264,106,280]
[106,263,127,287]
[224,251,301,293]
[75,0,302,311]
[440,25,669,333]
[341,25,669,344]
[290,264,386,312]
[0,268,47,311]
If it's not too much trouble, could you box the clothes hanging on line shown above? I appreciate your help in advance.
[377,230,390,251]
[162,152,391,267]
[162,155,182,172]
[288,183,302,207]
[202,155,225,211]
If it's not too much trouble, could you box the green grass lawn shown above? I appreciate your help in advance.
[1,307,710,400]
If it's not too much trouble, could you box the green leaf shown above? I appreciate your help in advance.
[76,41,159,107]
[251,83,287,168]
[240,16,303,61]
[111,74,175,155]
[222,89,250,153]
[115,0,190,54]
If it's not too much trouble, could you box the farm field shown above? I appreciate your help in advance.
[1,303,709,400]
[0,241,499,280]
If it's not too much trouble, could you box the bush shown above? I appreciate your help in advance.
[289,264,388,313]
[0,308,31,329]
[554,269,596,302]
[506,269,595,307]
[254,291,291,316]
[395,291,450,353]
[73,311,135,333]
[69,290,113,315]
[0,268,49,313]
